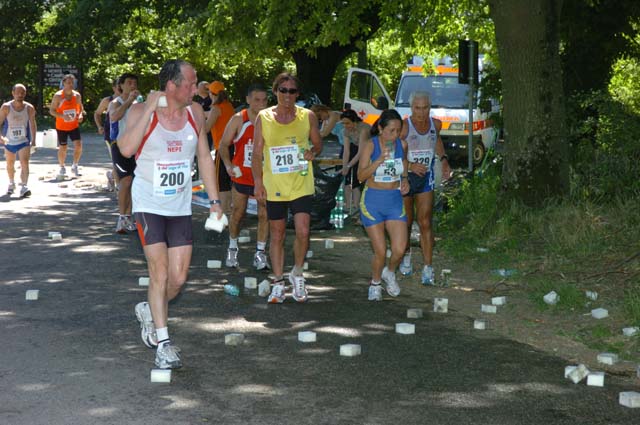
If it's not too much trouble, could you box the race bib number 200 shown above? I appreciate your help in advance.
[153,159,190,197]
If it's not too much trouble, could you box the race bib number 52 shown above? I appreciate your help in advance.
[153,159,190,197]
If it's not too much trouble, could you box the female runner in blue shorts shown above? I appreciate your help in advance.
[357,109,409,301]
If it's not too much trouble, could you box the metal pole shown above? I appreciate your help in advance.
[468,41,475,173]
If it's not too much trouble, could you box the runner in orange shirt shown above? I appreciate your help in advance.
[49,74,85,178]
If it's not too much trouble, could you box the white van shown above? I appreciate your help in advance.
[343,56,500,166]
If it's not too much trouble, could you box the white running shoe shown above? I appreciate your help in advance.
[71,164,79,177]
[123,215,136,232]
[381,267,401,297]
[289,273,308,303]
[7,183,15,195]
[253,250,269,270]
[59,166,66,176]
[368,283,382,301]
[134,302,158,348]
[225,248,239,268]
[267,282,286,304]
[155,342,182,369]
[115,215,127,234]
[19,185,31,198]
[399,252,413,276]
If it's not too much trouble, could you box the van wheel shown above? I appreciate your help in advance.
[473,142,486,165]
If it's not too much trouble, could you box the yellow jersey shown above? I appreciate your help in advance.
[259,105,314,201]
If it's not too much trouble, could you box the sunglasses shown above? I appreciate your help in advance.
[277,87,298,94]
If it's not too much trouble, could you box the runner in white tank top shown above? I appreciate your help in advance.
[0,83,37,197]
[399,91,450,284]
[117,60,223,370]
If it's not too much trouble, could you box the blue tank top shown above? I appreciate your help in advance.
[370,136,403,162]
[370,136,404,183]
[104,95,113,142]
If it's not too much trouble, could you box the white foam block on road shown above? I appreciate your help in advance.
[591,308,609,319]
[244,277,257,289]
[238,236,251,243]
[150,369,171,383]
[49,232,62,240]
[481,304,497,314]
[239,229,250,237]
[138,277,150,287]
[258,280,271,297]
[306,250,313,258]
[491,296,507,306]
[386,249,391,258]
[340,344,361,357]
[587,371,605,387]
[303,262,309,270]
[325,239,334,249]
[622,327,639,336]
[474,319,487,330]
[225,333,245,346]
[619,391,640,408]
[564,365,577,378]
[543,291,559,305]
[298,331,317,342]
[25,290,39,301]
[407,308,423,319]
[395,323,415,335]
[597,352,619,365]
[433,298,448,313]
[207,260,222,269]
[568,364,590,384]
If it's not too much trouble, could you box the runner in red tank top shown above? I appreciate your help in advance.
[218,84,270,271]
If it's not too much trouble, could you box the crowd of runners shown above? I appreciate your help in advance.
[1,59,451,370]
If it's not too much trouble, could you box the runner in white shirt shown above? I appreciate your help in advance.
[117,60,223,370]
[0,84,37,197]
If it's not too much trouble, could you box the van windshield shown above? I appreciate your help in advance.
[395,75,473,109]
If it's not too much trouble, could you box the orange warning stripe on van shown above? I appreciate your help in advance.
[440,119,493,132]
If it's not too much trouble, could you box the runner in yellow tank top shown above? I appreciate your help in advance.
[252,72,322,304]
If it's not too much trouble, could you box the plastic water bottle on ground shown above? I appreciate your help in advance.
[223,284,240,296]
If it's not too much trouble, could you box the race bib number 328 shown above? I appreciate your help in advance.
[153,159,190,197]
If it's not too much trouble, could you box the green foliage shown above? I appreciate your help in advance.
[624,285,640,327]
[609,56,640,114]
[567,90,640,201]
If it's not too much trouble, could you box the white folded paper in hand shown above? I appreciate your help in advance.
[204,212,228,232]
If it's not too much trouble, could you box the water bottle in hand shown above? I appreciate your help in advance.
[384,141,395,166]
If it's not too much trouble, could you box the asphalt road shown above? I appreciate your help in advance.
[0,133,638,424]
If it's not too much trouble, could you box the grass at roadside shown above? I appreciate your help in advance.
[435,169,640,362]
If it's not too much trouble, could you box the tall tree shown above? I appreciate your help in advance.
[206,0,385,105]
[560,0,640,95]
[488,0,569,204]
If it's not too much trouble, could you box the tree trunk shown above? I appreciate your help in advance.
[488,0,569,205]
[292,41,359,107]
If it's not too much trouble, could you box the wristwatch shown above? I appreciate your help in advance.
[440,155,449,162]
[209,199,221,205]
